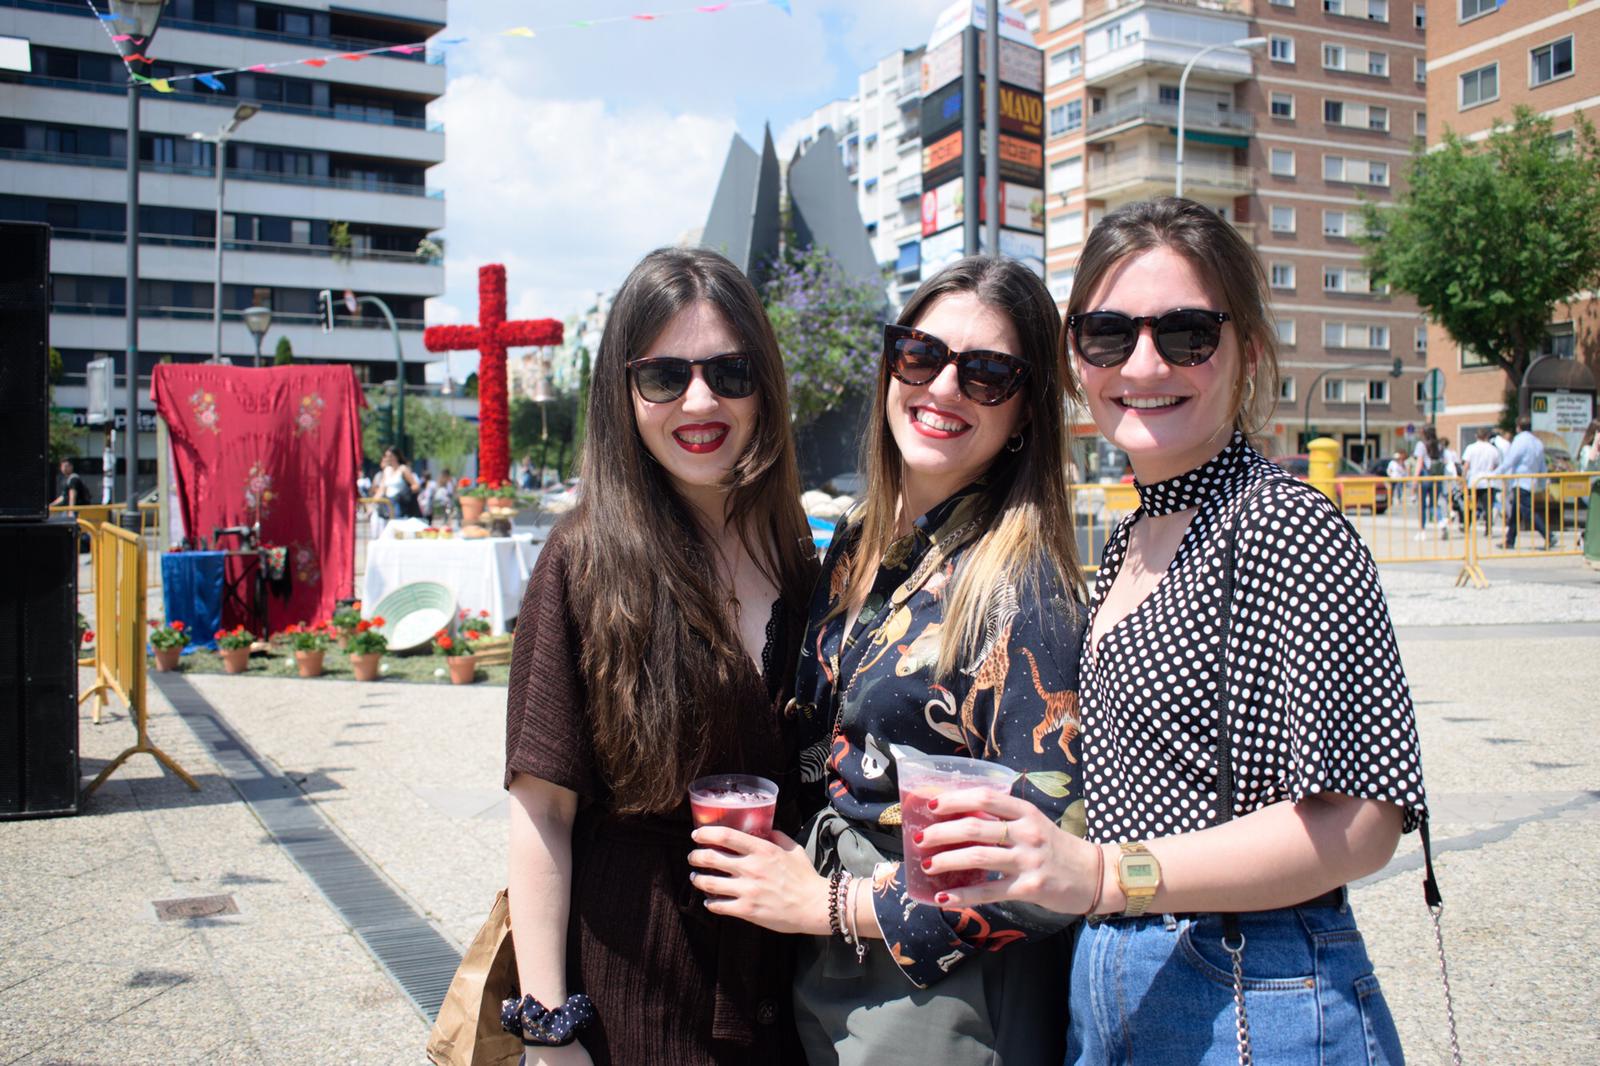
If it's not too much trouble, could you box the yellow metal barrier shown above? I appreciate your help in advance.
[79,520,198,796]
[1471,471,1593,567]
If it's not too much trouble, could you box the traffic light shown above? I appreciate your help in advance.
[1391,357,1403,378]
[317,289,335,333]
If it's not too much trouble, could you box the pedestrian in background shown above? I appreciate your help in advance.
[1578,419,1600,474]
[51,459,87,509]
[1461,426,1501,534]
[1385,449,1407,480]
[100,432,115,505]
[1412,425,1447,540]
[1502,417,1553,550]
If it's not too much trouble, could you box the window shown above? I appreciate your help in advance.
[1324,267,1345,291]
[1369,105,1389,130]
[1414,4,1426,27]
[1048,47,1083,85]
[1324,322,1387,349]
[1324,100,1345,124]
[1324,154,1345,181]
[1048,268,1075,303]
[1324,378,1350,402]
[1367,0,1388,22]
[1050,155,1083,194]
[1460,0,1495,19]
[1271,263,1297,289]
[1279,377,1297,401]
[1272,0,1294,6]
[1270,36,1295,63]
[1368,160,1389,185]
[1324,44,1345,70]
[1271,148,1296,176]
[1368,379,1390,402]
[1049,0,1083,28]
[1064,45,1083,78]
[1049,105,1070,136]
[1324,0,1344,12]
[1531,37,1574,87]
[1064,99,1083,131]
[1538,322,1576,360]
[1025,8,1040,31]
[1416,57,1427,83]
[1277,319,1298,345]
[1271,92,1295,118]
[1415,326,1428,353]
[1158,84,1181,105]
[1415,380,1429,403]
[1371,326,1390,348]
[1368,51,1388,76]
[1059,210,1085,247]
[1460,63,1498,108]
[1271,205,1297,233]
[1415,111,1427,137]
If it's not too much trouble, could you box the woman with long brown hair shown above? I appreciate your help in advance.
[688,256,1088,1064]
[501,247,816,1065]
[920,198,1426,1064]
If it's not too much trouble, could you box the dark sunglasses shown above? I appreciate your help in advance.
[883,324,1030,407]
[627,354,756,404]
[1066,309,1232,368]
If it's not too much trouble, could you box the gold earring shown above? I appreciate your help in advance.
[1242,376,1257,410]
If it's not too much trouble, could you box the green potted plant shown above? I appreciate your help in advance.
[346,616,388,682]
[282,621,331,678]
[485,479,518,511]
[79,612,95,663]
[330,601,362,648]
[458,477,492,523]
[214,625,254,674]
[149,619,190,672]
[457,608,492,639]
[433,629,476,685]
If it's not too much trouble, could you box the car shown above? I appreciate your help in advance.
[1270,454,1391,514]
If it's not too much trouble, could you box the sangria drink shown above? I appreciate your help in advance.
[891,743,1018,905]
[688,774,779,840]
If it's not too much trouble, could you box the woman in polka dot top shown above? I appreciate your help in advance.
[918,199,1427,1065]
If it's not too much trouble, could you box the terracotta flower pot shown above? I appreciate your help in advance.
[460,497,486,524]
[221,647,250,674]
[486,496,513,511]
[349,652,382,682]
[446,654,477,685]
[152,646,182,672]
[295,649,325,678]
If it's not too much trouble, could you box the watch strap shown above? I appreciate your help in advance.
[1117,842,1158,917]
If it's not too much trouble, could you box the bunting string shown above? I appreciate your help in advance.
[82,0,792,92]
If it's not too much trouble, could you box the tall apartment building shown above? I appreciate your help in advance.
[1424,0,1599,455]
[1,0,446,492]
[1017,0,1430,463]
[792,46,928,305]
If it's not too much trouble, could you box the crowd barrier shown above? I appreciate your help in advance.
[77,518,198,796]
[1068,469,1593,587]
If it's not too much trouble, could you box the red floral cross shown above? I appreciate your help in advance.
[422,264,562,484]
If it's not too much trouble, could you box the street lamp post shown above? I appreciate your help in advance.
[243,305,272,367]
[190,103,260,364]
[1175,36,1266,199]
[113,0,169,531]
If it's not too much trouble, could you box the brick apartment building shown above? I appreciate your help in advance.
[1424,0,1600,457]
[1015,0,1431,469]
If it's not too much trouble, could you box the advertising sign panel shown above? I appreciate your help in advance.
[923,179,1043,237]
[1531,390,1597,459]
[922,34,963,95]
[922,80,1045,145]
[921,226,1046,278]
[922,129,965,188]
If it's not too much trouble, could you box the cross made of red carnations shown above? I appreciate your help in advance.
[422,264,563,485]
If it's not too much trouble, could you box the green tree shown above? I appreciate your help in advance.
[45,348,79,463]
[360,390,477,469]
[273,336,294,365]
[510,393,580,482]
[1361,108,1600,388]
[763,245,886,425]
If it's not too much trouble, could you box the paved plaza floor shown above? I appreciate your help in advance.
[4,559,1598,1063]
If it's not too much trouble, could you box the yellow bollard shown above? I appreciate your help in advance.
[1307,437,1341,503]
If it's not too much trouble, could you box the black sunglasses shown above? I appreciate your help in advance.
[883,324,1030,407]
[627,354,756,404]
[1067,309,1232,368]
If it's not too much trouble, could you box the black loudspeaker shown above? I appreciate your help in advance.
[0,521,79,818]
[0,222,51,522]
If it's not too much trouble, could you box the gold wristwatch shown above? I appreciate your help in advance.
[1117,842,1161,917]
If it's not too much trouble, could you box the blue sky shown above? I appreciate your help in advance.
[424,0,950,329]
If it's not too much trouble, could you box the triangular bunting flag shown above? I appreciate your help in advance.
[502,27,536,37]
[198,73,225,90]
[149,78,175,93]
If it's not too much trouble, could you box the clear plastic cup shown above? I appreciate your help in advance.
[687,773,779,840]
[891,743,1018,904]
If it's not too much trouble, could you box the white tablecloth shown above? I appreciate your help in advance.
[361,534,542,635]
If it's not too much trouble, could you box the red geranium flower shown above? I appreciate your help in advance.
[464,630,479,642]
[371,616,386,627]
[437,634,453,650]
[148,620,159,629]
[478,609,489,618]
[83,630,95,643]
[171,621,185,632]
[214,629,228,640]
[356,620,371,633]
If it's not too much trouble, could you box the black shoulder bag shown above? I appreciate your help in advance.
[1213,479,1461,1066]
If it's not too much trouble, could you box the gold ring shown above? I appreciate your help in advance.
[998,822,1010,847]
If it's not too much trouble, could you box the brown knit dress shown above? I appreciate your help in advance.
[504,523,805,1066]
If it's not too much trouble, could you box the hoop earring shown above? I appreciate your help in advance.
[1241,376,1257,411]
[1006,431,1026,453]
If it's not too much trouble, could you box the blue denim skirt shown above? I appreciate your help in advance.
[1068,901,1404,1065]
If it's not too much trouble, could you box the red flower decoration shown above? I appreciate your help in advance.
[371,615,387,627]
[356,620,371,633]
[438,634,453,650]
[148,620,159,629]
[464,630,480,641]
[478,609,490,618]
[171,621,185,632]
[458,477,471,488]
[214,629,228,640]
[83,630,95,643]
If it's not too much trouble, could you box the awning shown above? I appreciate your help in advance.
[1168,128,1250,149]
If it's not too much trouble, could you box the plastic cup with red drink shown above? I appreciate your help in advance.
[688,773,779,840]
[892,744,1019,904]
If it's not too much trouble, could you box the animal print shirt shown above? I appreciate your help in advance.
[791,483,1088,989]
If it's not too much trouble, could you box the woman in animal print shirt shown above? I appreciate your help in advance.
[688,258,1088,1064]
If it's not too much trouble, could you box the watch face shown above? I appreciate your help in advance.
[1119,856,1160,888]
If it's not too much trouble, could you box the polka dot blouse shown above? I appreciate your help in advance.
[1080,433,1426,844]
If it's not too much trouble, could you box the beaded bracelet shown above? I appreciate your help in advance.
[500,992,596,1047]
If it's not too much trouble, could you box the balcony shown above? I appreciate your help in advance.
[1086,153,1252,199]
[1086,100,1253,141]
[898,77,922,103]
[0,148,440,198]
[1086,37,1255,86]
[896,174,923,200]
[1087,0,1242,20]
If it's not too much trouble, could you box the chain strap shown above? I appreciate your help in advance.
[1430,902,1463,1066]
[1223,932,1254,1066]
